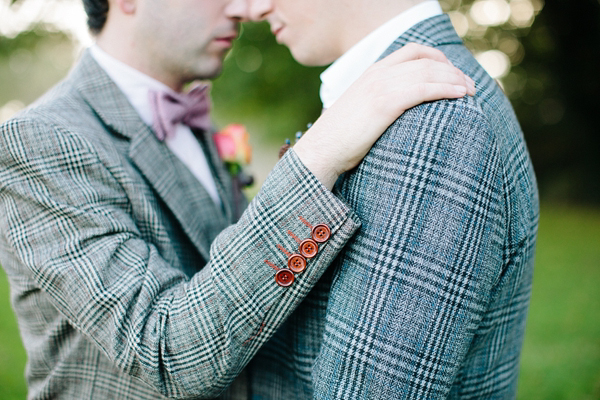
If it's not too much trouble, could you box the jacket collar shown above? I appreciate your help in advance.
[378,14,463,60]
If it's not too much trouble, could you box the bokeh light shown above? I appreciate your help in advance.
[470,0,511,26]
[476,49,511,78]
[440,0,544,94]
[510,0,536,27]
[448,11,470,37]
[0,0,90,45]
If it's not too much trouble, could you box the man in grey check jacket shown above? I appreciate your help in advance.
[249,0,540,398]
[0,0,357,398]
[0,0,477,398]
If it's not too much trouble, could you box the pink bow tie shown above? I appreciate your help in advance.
[148,84,211,141]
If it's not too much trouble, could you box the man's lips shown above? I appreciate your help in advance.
[214,33,237,46]
[272,26,284,41]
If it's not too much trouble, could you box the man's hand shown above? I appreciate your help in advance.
[294,43,475,189]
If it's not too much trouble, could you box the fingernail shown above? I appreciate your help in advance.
[466,78,476,94]
[454,85,467,96]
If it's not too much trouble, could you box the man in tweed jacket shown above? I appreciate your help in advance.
[249,0,539,398]
[0,0,368,398]
[0,0,475,397]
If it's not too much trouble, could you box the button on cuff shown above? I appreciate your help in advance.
[288,254,307,273]
[275,269,295,287]
[312,224,331,243]
[299,239,318,259]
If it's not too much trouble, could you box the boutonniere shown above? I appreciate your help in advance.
[213,124,254,187]
[278,122,313,159]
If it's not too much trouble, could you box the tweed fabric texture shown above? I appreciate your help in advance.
[249,15,538,399]
[0,52,361,399]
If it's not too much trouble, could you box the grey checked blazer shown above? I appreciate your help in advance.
[249,15,539,399]
[0,51,361,399]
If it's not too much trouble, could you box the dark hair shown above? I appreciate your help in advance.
[82,0,109,35]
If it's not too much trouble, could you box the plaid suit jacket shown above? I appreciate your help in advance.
[249,15,539,399]
[0,51,361,399]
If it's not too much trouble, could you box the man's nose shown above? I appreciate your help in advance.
[226,0,250,22]
[247,0,273,21]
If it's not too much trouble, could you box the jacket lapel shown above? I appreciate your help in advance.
[192,128,235,224]
[72,51,229,261]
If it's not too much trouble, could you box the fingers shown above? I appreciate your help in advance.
[374,43,476,95]
[383,58,476,96]
[466,76,475,95]
[401,82,470,109]
[376,43,450,66]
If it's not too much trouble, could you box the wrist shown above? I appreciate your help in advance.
[293,141,340,191]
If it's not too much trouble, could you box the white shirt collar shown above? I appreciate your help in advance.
[320,1,443,109]
[89,44,176,127]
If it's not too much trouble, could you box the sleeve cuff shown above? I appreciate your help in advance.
[209,147,361,334]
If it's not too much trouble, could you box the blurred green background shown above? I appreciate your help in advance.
[1,0,599,398]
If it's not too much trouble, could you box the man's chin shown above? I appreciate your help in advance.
[290,48,335,67]
[186,61,224,83]
[203,65,224,80]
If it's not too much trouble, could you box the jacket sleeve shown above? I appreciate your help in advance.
[312,96,506,399]
[0,117,360,399]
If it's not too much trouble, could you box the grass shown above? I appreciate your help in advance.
[0,204,599,399]
[517,205,600,399]
[0,265,27,399]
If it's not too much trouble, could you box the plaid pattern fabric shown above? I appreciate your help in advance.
[249,15,539,399]
[0,52,361,399]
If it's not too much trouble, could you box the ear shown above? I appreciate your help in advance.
[116,0,136,14]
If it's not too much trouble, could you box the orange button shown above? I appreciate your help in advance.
[312,224,331,243]
[275,269,295,287]
[299,239,318,259]
[288,254,307,273]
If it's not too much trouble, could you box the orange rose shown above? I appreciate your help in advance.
[213,124,252,165]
